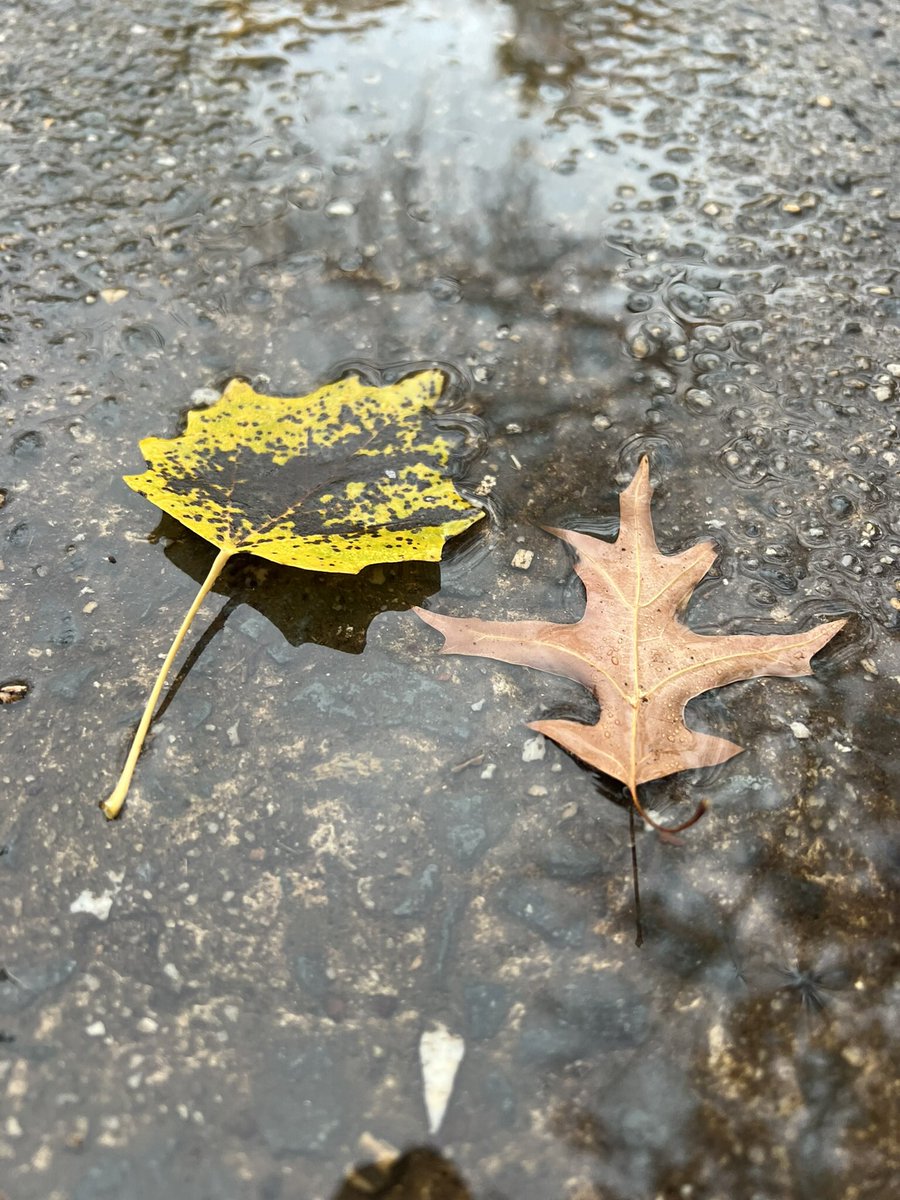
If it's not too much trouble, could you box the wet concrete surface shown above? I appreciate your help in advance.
[1,0,898,1197]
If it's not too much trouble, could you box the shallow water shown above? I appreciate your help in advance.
[1,0,898,1197]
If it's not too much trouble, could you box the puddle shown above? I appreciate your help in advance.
[1,0,897,1197]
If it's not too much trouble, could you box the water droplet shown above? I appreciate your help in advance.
[626,292,653,313]
[428,277,461,304]
[649,172,679,193]
[332,156,360,176]
[121,323,165,353]
[10,431,44,459]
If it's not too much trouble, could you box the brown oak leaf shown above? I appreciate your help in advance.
[416,458,845,832]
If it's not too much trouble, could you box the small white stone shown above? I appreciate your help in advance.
[191,387,221,406]
[470,698,485,711]
[522,736,546,762]
[419,1024,465,1135]
[511,548,534,570]
[137,1017,158,1034]
[480,763,496,780]
[325,198,356,217]
[789,721,811,739]
[70,890,115,921]
[86,1021,106,1037]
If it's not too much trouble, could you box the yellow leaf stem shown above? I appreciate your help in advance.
[101,547,234,819]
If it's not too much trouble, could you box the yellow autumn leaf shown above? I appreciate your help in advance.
[102,370,482,819]
[126,371,479,572]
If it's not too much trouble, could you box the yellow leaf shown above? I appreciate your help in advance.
[102,370,482,819]
[124,371,481,573]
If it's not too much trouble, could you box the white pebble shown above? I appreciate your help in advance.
[70,890,115,921]
[191,387,221,406]
[325,198,356,217]
[522,736,546,762]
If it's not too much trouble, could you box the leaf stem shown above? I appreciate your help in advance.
[628,781,707,834]
[629,805,644,948]
[101,547,234,820]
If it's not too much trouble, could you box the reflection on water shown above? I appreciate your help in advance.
[155,517,443,654]
[0,0,897,1196]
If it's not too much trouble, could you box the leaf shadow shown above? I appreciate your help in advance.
[148,514,442,717]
